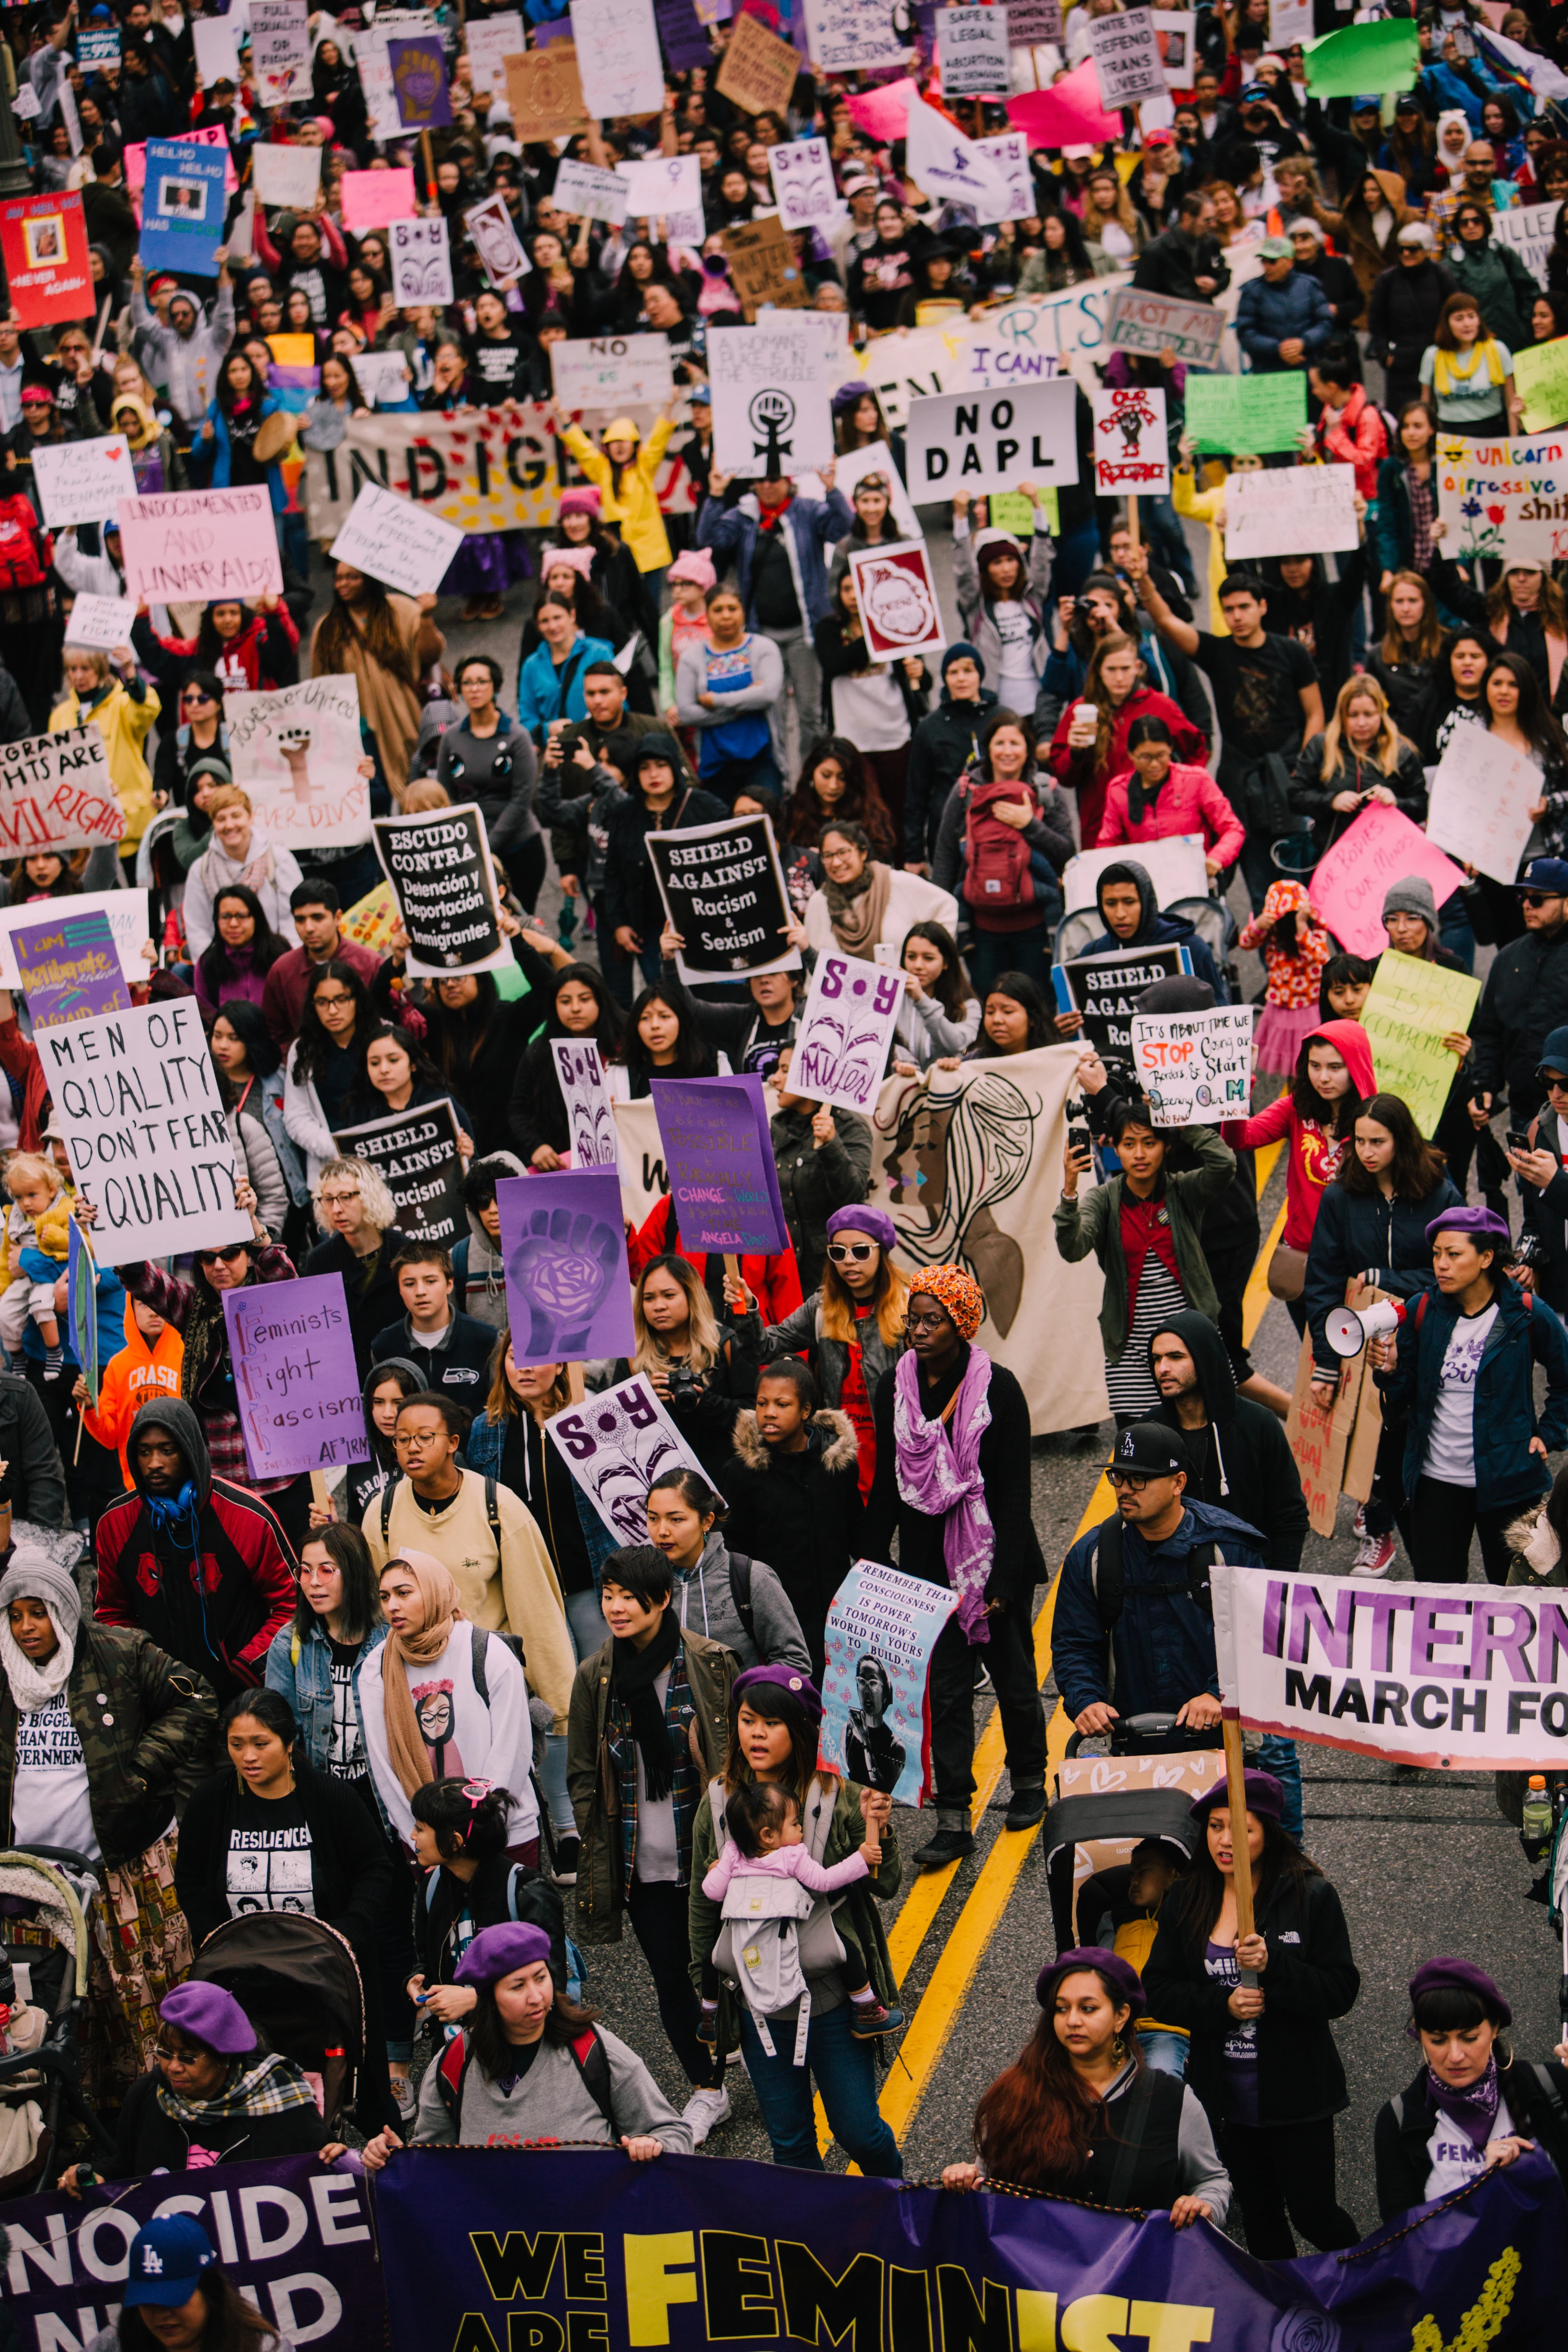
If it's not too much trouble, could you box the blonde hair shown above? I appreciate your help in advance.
[484,1328,570,1425]
[4,1153,62,1203]
[205,785,253,819]
[1083,170,1140,244]
[311,1154,398,1235]
[820,1249,908,1351]
[403,779,451,812]
[633,1255,721,1379]
[63,649,110,686]
[1320,675,1403,780]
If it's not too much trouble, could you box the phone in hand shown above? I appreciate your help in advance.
[1067,1124,1093,1163]
[1506,1130,1534,1155]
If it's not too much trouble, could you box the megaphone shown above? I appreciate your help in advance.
[1324,1297,1406,1359]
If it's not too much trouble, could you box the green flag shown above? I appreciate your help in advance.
[1303,19,1419,98]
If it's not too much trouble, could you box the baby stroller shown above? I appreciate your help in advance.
[187,1912,368,2130]
[1042,1713,1219,1954]
[0,1844,119,2198]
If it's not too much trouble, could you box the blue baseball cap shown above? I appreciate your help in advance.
[1519,856,1568,895]
[123,2219,217,2310]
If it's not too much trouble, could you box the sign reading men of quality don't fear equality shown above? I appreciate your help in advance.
[905,380,1079,498]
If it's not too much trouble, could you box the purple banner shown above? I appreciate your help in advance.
[651,1074,790,1256]
[495,1167,636,1362]
[13,909,130,1029]
[1,2153,383,2352]
[223,1269,370,1480]
[656,0,714,67]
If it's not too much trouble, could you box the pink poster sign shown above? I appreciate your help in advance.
[125,123,238,197]
[1309,804,1465,959]
[341,168,419,232]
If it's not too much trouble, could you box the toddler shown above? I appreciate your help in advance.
[661,550,716,726]
[1083,1837,1191,2079]
[1240,881,1332,1077]
[0,1156,71,1379]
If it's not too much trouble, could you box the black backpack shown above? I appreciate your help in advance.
[380,1479,526,1677]
[1090,1515,1218,1629]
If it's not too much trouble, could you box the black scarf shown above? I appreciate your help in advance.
[612,1610,681,1803]
[1127,760,1170,827]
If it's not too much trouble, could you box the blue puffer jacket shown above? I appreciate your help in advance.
[695,486,854,631]
[265,1614,387,1774]
[1235,269,1334,371]
[1054,1498,1267,1722]
[1378,1277,1568,1513]
[464,1410,619,1586]
[1302,1170,1463,1377]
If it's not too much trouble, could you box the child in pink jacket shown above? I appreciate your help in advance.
[1096,715,1245,876]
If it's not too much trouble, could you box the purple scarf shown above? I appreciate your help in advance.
[892,1346,995,1644]
[1426,2058,1501,2150]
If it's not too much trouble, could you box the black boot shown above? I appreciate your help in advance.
[1004,1784,1047,1834]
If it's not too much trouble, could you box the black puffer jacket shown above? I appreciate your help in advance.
[718,1408,863,1681]
[904,685,999,864]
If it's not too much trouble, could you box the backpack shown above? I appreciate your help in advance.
[0,504,45,595]
[435,2020,614,2136]
[1090,1514,1218,1630]
[379,1481,527,1683]
[962,781,1037,915]
[708,1774,847,2048]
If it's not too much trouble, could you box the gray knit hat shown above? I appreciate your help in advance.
[1381,875,1438,928]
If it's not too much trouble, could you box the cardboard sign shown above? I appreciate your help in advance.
[0,728,125,856]
[332,1099,466,1248]
[1186,371,1307,454]
[139,137,226,276]
[1225,464,1358,560]
[504,46,591,139]
[709,321,833,474]
[571,0,665,115]
[341,168,420,232]
[767,137,839,233]
[42,999,246,1264]
[1436,430,1568,566]
[650,1075,791,1255]
[803,0,909,71]
[30,435,135,529]
[847,540,945,662]
[551,1039,618,1168]
[117,486,282,603]
[1359,950,1480,1140]
[373,803,509,978]
[1007,0,1064,42]
[1105,284,1225,367]
[905,378,1080,497]
[251,142,324,210]
[1515,335,1568,436]
[791,951,906,1117]
[1061,941,1190,1075]
[250,0,312,104]
[546,1372,706,1547]
[1063,834,1208,914]
[552,158,628,226]
[12,912,130,1030]
[495,1168,635,1361]
[388,214,453,307]
[1283,1322,1370,1538]
[818,1561,958,1806]
[721,216,811,317]
[1088,6,1165,103]
[551,334,674,411]
[329,479,464,598]
[388,32,452,129]
[227,676,371,852]
[467,13,526,92]
[716,10,800,113]
[647,814,797,983]
[0,191,90,332]
[938,4,1012,92]
[1129,1003,1254,1126]
[226,1272,369,1480]
[1309,803,1463,960]
[62,594,137,653]
[1092,385,1170,498]
[465,194,531,290]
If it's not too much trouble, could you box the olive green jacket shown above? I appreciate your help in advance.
[1053,1123,1236,1359]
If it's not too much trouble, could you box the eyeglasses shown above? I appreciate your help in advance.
[313,989,353,1009]
[198,1243,249,1266]
[1107,1469,1165,1492]
[828,1242,875,1264]
[319,1189,363,1207]
[153,2045,202,2066]
[905,1310,950,1334]
[820,845,860,866]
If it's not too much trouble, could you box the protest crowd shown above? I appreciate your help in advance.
[7,0,1568,2337]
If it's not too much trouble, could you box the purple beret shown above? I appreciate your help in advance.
[1425,1205,1512,1248]
[159,1981,257,2057]
[825,1204,898,1255]
[1036,1945,1147,2017]
[1409,1956,1512,2026]
[1190,1769,1285,1824]
[454,1922,553,1988]
[732,1662,823,1724]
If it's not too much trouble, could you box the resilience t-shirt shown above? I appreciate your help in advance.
[1194,629,1319,759]
[1422,1302,1500,1485]
[11,1693,98,1862]
[225,1788,317,1918]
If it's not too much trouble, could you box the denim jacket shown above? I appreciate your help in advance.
[265,1615,388,1774]
[464,1410,619,1586]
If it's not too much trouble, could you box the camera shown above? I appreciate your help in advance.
[666,1362,707,1406]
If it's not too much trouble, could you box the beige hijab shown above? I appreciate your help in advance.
[379,1549,464,1800]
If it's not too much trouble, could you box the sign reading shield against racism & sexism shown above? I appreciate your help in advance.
[495,1168,635,1361]
[333,1099,466,1249]
[225,1272,368,1481]
[650,1076,790,1256]
[819,1559,958,1804]
[372,803,510,977]
[645,814,798,983]
[848,541,945,662]
[791,950,906,1117]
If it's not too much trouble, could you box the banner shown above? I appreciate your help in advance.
[0,190,92,330]
[709,322,833,475]
[1129,1004,1253,1126]
[373,804,509,977]
[650,1075,790,1255]
[0,885,147,986]
[791,950,906,1116]
[1092,385,1171,499]
[645,814,796,983]
[546,1370,707,1544]
[904,91,1012,215]
[494,1167,634,1359]
[42,999,246,1263]
[1186,371,1306,454]
[1105,284,1226,367]
[551,333,675,412]
[618,152,703,224]
[552,1039,619,1168]
[1060,940,1190,1076]
[504,46,591,139]
[30,434,135,529]
[847,540,945,661]
[867,1048,1110,1433]
[1008,0,1065,41]
[226,676,370,852]
[819,1558,957,1802]
[905,378,1079,497]
[0,727,125,855]
[1436,430,1568,566]
[340,167,419,232]
[613,1094,671,1229]
[1359,950,1480,1140]
[974,130,1035,225]
[333,1098,466,1248]
[117,486,282,603]
[13,909,130,1028]
[466,13,525,94]
[226,1271,368,1480]
[1310,804,1465,960]
[1425,721,1538,887]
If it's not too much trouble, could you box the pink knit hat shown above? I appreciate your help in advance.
[558,486,602,518]
[668,548,716,590]
[538,545,595,582]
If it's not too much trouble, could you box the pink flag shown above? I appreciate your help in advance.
[846,76,919,141]
[1007,60,1122,145]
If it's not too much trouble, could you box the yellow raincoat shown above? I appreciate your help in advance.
[559,414,675,574]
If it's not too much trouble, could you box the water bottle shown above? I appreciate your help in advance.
[1523,1775,1553,1855]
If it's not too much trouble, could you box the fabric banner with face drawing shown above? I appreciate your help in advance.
[866,1047,1110,1434]
[546,1372,706,1546]
[552,1039,618,1167]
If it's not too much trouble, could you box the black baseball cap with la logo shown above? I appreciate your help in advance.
[1103,1422,1191,1478]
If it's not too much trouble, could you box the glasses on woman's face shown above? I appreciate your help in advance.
[827,1242,874,1264]
[905,1309,949,1335]
[198,1243,248,1267]
[314,989,353,1010]
[821,844,859,868]
[183,689,212,708]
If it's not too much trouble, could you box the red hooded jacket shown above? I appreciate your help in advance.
[629,1195,803,1328]
[1222,1017,1378,1251]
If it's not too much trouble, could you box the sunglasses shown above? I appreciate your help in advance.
[1521,893,1559,908]
[828,1242,875,1263]
[198,1243,249,1266]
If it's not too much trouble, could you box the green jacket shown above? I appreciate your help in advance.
[1053,1124,1236,1360]
[565,1622,736,1947]
[688,1773,903,2053]
[0,1622,218,1870]
[1444,238,1538,356]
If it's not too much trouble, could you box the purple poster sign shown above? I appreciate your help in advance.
[651,1074,789,1256]
[12,909,131,1029]
[656,0,714,67]
[495,1167,636,1362]
[223,1270,369,1480]
[388,33,454,125]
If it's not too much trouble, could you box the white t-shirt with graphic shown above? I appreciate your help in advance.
[1422,1302,1499,1484]
[991,601,1036,705]
[1425,2092,1513,2202]
[12,1694,97,1862]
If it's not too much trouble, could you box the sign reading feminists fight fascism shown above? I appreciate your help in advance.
[372,804,510,976]
[225,1272,368,1481]
[645,815,798,983]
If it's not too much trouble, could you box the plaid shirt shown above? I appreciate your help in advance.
[607,1645,700,1889]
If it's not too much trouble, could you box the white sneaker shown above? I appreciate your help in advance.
[1352,1530,1396,1578]
[682,2085,731,2146]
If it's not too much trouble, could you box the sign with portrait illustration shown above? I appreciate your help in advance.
[333,1099,466,1249]
[139,136,226,275]
[818,1560,958,1806]
[494,1168,635,1361]
[545,1373,707,1546]
[551,1039,618,1168]
[0,190,91,330]
[1091,385,1171,498]
[226,676,370,852]
[225,1272,368,1481]
[645,814,797,983]
[847,540,946,662]
[791,950,906,1117]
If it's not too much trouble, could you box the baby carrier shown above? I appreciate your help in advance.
[708,1777,846,2067]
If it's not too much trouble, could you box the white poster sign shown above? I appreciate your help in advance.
[30,436,136,529]
[388,214,453,306]
[63,593,137,652]
[1092,385,1171,498]
[251,142,322,209]
[905,378,1080,497]
[329,480,464,599]
[1224,464,1359,560]
[768,137,840,233]
[802,0,909,71]
[799,439,920,541]
[1425,724,1539,888]
[1064,834,1208,914]
[1087,7,1165,104]
[550,333,675,410]
[350,351,413,408]
[974,131,1035,225]
[192,15,243,85]
[250,0,312,103]
[1268,0,1312,46]
[1130,1004,1254,1126]
[708,322,835,476]
[1151,8,1196,85]
[790,949,906,1116]
[42,999,247,1263]
[552,158,629,226]
[551,1039,618,1168]
[466,11,525,94]
[1437,431,1568,567]
[0,730,125,857]
[938,4,1012,93]
[570,0,665,118]
[1490,199,1561,285]
[226,676,371,852]
[818,1560,958,1806]
[616,153,703,223]
[546,1372,707,1546]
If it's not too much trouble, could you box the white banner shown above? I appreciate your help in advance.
[388,214,452,307]
[329,480,463,598]
[791,950,906,1116]
[1425,723,1538,887]
[1214,1562,1568,1773]
[1224,464,1358,560]
[226,676,371,852]
[1130,1004,1254,1126]
[192,15,242,85]
[1151,8,1196,86]
[31,436,135,529]
[905,378,1080,498]
[550,333,674,411]
[903,92,1010,216]
[350,351,413,409]
[0,729,125,856]
[1437,430,1568,567]
[708,322,834,476]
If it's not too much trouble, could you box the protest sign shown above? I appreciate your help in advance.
[227,676,370,853]
[29,434,134,529]
[504,45,591,137]
[847,540,946,662]
[341,167,419,232]
[552,156,628,225]
[466,11,525,92]
[11,83,39,121]
[552,1038,618,1167]
[372,804,509,978]
[768,135,840,230]
[1130,1002,1253,1126]
[0,191,91,331]
[720,215,811,316]
[1437,430,1568,564]
[1269,0,1312,42]
[613,1096,670,1227]
[1186,370,1306,453]
[1088,5,1165,102]
[139,137,226,275]
[388,32,452,128]
[551,333,674,411]
[973,130,1035,225]
[1515,335,1568,435]
[905,378,1080,497]
[251,141,323,210]
[656,0,713,70]
[618,152,702,223]
[1060,941,1190,1074]
[1092,384,1170,498]
[709,321,832,472]
[1152,7,1196,84]
[546,1371,706,1544]
[800,439,920,541]
[1284,1318,1369,1536]
[1426,721,1538,886]
[388,213,453,307]
[124,123,238,199]
[464,193,531,289]
[646,814,797,982]
[1359,950,1480,1139]
[43,999,245,1262]
[1105,284,1226,367]
[495,1168,635,1359]
[650,1075,790,1254]
[250,0,312,102]
[1064,833,1208,913]
[192,13,243,84]
[1491,196,1560,286]
[0,887,147,989]
[938,4,1012,91]
[350,351,413,409]
[792,951,906,1117]
[804,0,909,70]
[1225,462,1358,560]
[819,1559,958,1803]
[226,1272,368,1480]
[1304,14,1419,96]
[13,911,129,1029]
[0,729,125,856]
[1310,802,1464,959]
[62,592,136,652]
[1008,0,1065,39]
[77,27,119,71]
[571,0,665,115]
[329,478,464,598]
[333,1099,466,1248]
[3,2153,382,2352]
[717,9,801,111]
[117,485,282,602]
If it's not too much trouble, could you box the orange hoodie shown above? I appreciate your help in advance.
[81,1299,186,1482]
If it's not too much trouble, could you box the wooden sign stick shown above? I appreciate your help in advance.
[1224,1716,1259,1985]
